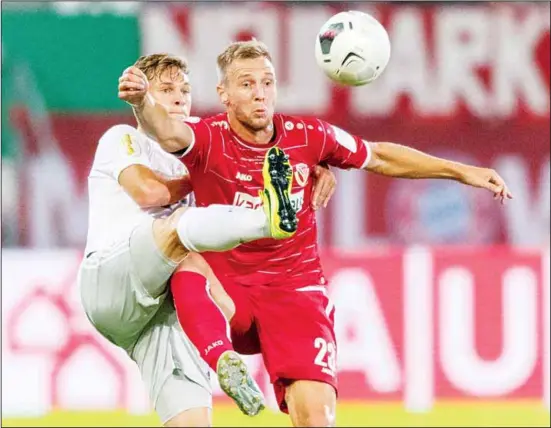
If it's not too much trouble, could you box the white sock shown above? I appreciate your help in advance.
[177,204,270,252]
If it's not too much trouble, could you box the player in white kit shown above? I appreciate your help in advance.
[79,53,337,426]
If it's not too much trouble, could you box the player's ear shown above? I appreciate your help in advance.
[217,85,229,106]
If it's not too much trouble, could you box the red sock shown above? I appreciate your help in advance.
[170,271,233,372]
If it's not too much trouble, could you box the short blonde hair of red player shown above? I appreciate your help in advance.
[216,40,273,83]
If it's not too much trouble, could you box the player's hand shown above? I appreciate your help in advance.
[118,66,149,107]
[311,164,337,210]
[459,165,513,204]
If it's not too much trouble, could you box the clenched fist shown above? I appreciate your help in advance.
[118,66,149,107]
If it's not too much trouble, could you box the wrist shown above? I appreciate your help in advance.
[446,161,469,181]
[130,92,154,111]
[130,99,145,112]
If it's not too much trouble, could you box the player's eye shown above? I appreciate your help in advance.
[242,81,251,88]
[162,88,173,93]
[264,80,273,87]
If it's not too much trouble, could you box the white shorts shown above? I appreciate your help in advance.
[78,218,212,423]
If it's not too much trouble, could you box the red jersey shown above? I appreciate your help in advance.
[181,113,371,287]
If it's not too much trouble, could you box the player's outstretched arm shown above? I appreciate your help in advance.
[364,142,513,204]
[117,66,194,154]
[119,164,192,208]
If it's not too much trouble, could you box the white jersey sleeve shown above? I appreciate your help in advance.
[93,124,152,182]
[168,158,188,179]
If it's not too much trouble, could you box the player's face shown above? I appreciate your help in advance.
[149,66,192,118]
[221,57,277,131]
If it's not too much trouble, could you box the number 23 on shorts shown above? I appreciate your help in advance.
[314,337,337,377]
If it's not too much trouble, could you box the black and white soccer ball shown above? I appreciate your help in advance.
[315,11,391,86]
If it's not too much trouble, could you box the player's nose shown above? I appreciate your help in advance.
[175,91,189,105]
[252,86,266,101]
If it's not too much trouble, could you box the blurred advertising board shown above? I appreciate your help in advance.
[2,247,548,416]
[2,2,549,248]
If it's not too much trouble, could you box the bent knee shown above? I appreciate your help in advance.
[152,206,192,239]
[152,208,190,262]
[167,206,189,227]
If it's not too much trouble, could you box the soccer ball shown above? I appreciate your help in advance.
[315,11,391,86]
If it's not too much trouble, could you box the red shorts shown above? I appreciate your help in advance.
[222,280,337,413]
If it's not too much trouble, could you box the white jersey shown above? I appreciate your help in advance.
[84,124,188,255]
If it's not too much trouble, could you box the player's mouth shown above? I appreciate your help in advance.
[253,108,267,116]
[169,110,189,120]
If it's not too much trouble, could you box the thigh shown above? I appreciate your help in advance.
[231,321,261,356]
[129,217,178,299]
[79,246,162,350]
[255,285,337,413]
[132,300,212,425]
[157,373,212,426]
[79,220,177,350]
[164,405,212,427]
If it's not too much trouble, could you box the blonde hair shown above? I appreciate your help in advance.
[217,40,273,82]
[133,53,189,81]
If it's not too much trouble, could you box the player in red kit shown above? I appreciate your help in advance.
[121,40,512,427]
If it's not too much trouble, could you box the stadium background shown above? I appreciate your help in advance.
[2,1,550,426]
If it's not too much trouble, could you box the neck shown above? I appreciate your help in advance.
[227,111,273,145]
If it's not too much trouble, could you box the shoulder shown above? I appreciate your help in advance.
[286,116,347,141]
[182,114,229,149]
[99,124,141,143]
[185,113,228,130]
[95,124,150,160]
[204,113,230,132]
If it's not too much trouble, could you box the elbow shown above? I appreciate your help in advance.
[364,142,388,173]
[366,142,411,177]
[134,182,171,208]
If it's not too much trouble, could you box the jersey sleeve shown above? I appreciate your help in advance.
[317,120,372,170]
[93,124,152,181]
[174,116,212,170]
[168,159,188,178]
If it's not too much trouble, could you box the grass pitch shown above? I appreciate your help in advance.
[3,400,549,427]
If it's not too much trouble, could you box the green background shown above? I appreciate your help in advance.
[1,4,140,157]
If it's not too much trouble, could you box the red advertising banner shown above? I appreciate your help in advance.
[4,3,549,248]
[141,3,550,121]
[3,247,549,416]
[324,246,549,409]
